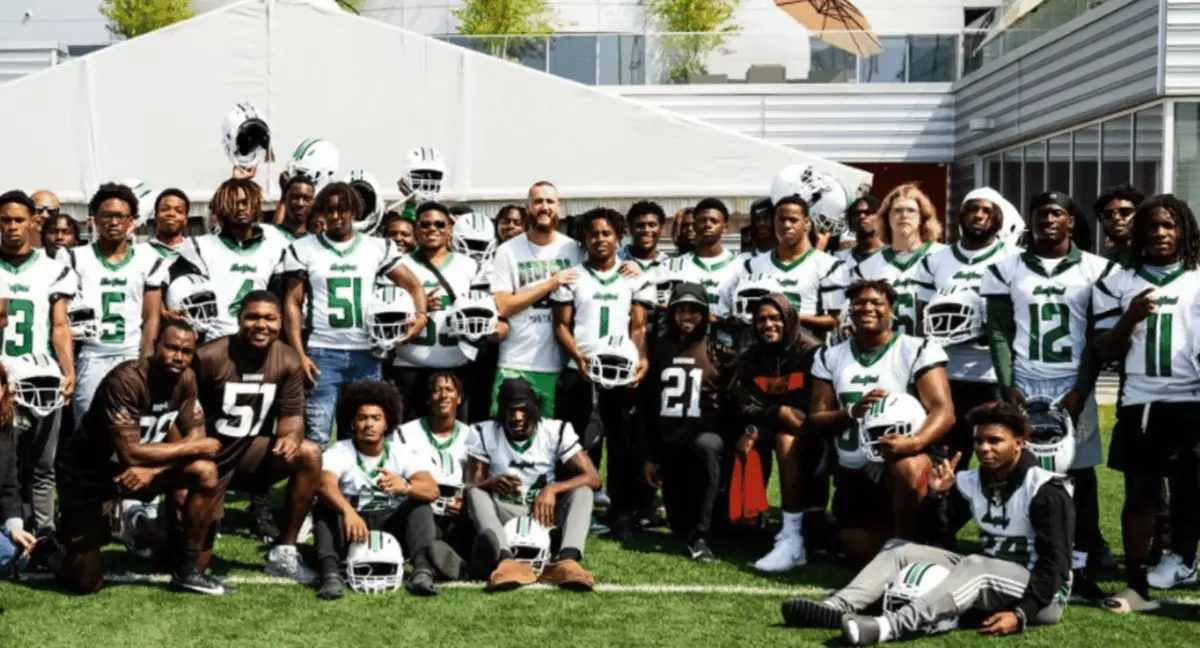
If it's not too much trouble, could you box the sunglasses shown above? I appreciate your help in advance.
[1101,207,1135,219]
[34,205,60,216]
[418,220,448,230]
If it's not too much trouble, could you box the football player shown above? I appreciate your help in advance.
[192,290,322,582]
[465,377,601,591]
[0,361,36,576]
[620,201,666,272]
[68,183,169,422]
[672,199,742,341]
[52,321,226,595]
[280,181,428,449]
[30,190,61,248]
[552,207,653,538]
[41,213,80,258]
[672,207,697,256]
[1095,184,1145,268]
[381,211,417,254]
[0,190,76,535]
[1093,194,1200,611]
[147,189,191,260]
[743,197,778,259]
[807,279,954,564]
[490,181,583,416]
[314,380,441,599]
[388,202,478,421]
[639,283,739,562]
[277,175,316,240]
[782,402,1073,645]
[833,196,884,268]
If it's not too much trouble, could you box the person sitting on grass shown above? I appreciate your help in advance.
[0,359,36,577]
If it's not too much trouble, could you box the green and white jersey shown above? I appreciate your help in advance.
[466,419,582,506]
[833,245,882,269]
[392,250,479,369]
[810,333,947,469]
[491,233,585,372]
[392,419,470,488]
[280,232,403,350]
[0,250,74,360]
[550,262,655,363]
[674,249,742,318]
[916,241,1020,383]
[851,242,946,336]
[956,466,1061,570]
[145,238,184,262]
[70,244,169,357]
[980,247,1111,383]
[728,248,841,317]
[176,231,289,339]
[1093,264,1200,405]
[322,439,435,513]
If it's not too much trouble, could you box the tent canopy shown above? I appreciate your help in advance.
[0,0,870,204]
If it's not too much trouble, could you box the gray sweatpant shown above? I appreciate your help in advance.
[826,540,1066,636]
[14,407,62,534]
[465,486,593,556]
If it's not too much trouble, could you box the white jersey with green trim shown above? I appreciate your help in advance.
[851,242,946,336]
[916,241,1021,383]
[980,248,1111,383]
[145,238,185,262]
[466,419,582,506]
[0,250,74,360]
[730,248,840,317]
[1093,265,1200,405]
[280,232,403,350]
[550,262,655,361]
[321,439,436,513]
[833,245,882,269]
[673,249,742,317]
[810,334,947,469]
[176,230,289,339]
[491,232,586,372]
[70,244,169,357]
[392,250,479,368]
[956,466,1061,570]
[392,418,470,488]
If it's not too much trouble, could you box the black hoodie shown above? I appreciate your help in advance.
[738,293,822,435]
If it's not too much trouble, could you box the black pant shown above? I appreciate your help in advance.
[465,346,499,424]
[1069,468,1103,557]
[386,365,470,423]
[313,499,437,575]
[660,432,725,541]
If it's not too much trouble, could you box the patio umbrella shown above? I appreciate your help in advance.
[773,0,883,57]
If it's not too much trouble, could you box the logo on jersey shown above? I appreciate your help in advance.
[952,270,983,281]
[241,373,264,382]
[8,283,28,293]
[331,263,357,272]
[850,375,878,386]
[778,279,799,287]
[100,277,127,287]
[230,263,258,274]
[1032,285,1066,297]
[981,497,1011,528]
[594,292,620,302]
[1156,296,1179,306]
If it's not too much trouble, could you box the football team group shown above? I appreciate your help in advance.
[0,111,1198,646]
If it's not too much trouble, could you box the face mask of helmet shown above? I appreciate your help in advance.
[432,484,463,516]
[407,169,443,198]
[449,304,497,340]
[234,119,270,162]
[588,351,636,389]
[68,302,100,341]
[734,288,772,324]
[923,292,985,347]
[351,181,378,225]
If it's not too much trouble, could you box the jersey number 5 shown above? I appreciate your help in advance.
[660,367,703,418]
[215,383,278,438]
[328,277,364,329]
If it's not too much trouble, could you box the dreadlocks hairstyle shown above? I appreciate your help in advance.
[311,181,364,222]
[88,182,139,219]
[1129,194,1200,271]
[627,200,666,226]
[1094,184,1147,218]
[577,207,627,240]
[40,214,80,247]
[878,183,943,245]
[967,401,1032,439]
[336,380,403,436]
[845,278,900,310]
[209,178,263,224]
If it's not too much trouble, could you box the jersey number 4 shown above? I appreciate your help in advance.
[660,367,703,418]
[215,383,278,438]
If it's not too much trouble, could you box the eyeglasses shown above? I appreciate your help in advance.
[34,205,59,216]
[1101,207,1135,219]
[418,220,448,230]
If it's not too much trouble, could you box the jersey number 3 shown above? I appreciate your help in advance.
[660,367,702,418]
[215,383,278,438]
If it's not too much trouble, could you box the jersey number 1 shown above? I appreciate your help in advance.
[1145,313,1174,377]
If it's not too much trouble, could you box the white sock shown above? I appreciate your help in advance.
[782,512,803,535]
[877,616,894,642]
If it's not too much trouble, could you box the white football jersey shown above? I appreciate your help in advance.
[466,419,583,506]
[0,249,74,360]
[392,419,470,488]
[1094,265,1200,405]
[673,249,742,317]
[833,245,882,269]
[145,238,184,261]
[68,244,169,357]
[491,233,585,372]
[851,242,946,336]
[550,262,655,362]
[392,251,479,368]
[176,230,290,339]
[280,233,404,350]
[981,249,1112,382]
[956,466,1063,570]
[811,334,948,469]
[322,439,436,512]
[729,248,841,317]
[916,241,1020,383]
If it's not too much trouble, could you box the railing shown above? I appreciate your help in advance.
[962,0,1112,75]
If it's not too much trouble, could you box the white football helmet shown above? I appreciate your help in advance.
[6,353,64,418]
[587,334,640,389]
[503,516,552,575]
[402,147,446,201]
[732,273,781,324]
[452,210,497,264]
[166,274,221,336]
[67,293,101,342]
[837,307,855,338]
[345,530,404,594]
[346,169,383,234]
[859,392,928,463]
[1025,395,1076,475]
[220,102,271,168]
[769,164,850,236]
[883,562,958,635]
[964,188,1024,248]
[367,286,416,348]
[447,290,499,341]
[286,139,339,191]
[120,178,156,228]
[923,289,986,347]
[655,257,686,306]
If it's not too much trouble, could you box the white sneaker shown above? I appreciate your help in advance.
[265,544,317,585]
[754,531,807,572]
[1147,553,1197,590]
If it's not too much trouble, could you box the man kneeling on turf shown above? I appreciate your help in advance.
[466,377,600,591]
[314,380,442,599]
[781,402,1074,645]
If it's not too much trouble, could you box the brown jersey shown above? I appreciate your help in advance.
[638,336,739,460]
[192,336,305,459]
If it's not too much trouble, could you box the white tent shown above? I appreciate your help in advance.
[0,0,870,205]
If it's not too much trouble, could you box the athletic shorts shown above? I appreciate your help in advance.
[57,471,183,553]
[491,368,558,417]
[213,436,278,514]
[831,465,892,531]
[1109,402,1200,477]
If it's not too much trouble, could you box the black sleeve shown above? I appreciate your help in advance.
[0,431,22,524]
[738,353,769,428]
[1015,478,1075,620]
[919,481,972,539]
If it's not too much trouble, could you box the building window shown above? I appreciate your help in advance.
[550,35,598,85]
[1024,141,1047,205]
[1048,134,1071,196]
[1074,124,1101,250]
[1133,105,1163,194]
[598,35,645,85]
[1001,148,1022,215]
[861,37,907,83]
[908,35,957,82]
[1101,114,1133,190]
[1174,103,1200,205]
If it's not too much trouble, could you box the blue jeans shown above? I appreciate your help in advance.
[305,347,382,450]
[0,532,29,573]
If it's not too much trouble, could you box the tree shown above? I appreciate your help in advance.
[644,0,741,83]
[452,0,559,61]
[99,0,193,39]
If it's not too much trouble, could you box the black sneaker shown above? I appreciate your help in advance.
[316,573,345,600]
[406,569,439,596]
[1073,569,1107,600]
[781,598,843,629]
[170,569,232,595]
[250,495,281,543]
[687,537,714,563]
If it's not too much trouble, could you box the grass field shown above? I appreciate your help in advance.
[2,405,1199,647]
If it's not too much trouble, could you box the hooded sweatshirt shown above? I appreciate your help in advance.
[738,293,822,435]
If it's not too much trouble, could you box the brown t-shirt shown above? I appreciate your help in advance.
[192,336,305,455]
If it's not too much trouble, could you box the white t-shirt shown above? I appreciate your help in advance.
[322,439,436,512]
[491,233,585,372]
[466,419,582,506]
[392,251,479,369]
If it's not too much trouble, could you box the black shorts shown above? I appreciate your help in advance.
[1109,402,1200,477]
[831,465,892,531]
[57,469,184,553]
[213,436,278,515]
